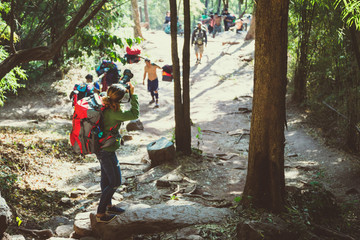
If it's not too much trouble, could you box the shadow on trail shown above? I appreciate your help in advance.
[190,63,249,102]
[190,40,250,87]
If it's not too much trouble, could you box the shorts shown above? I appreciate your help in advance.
[194,44,204,54]
[213,24,222,34]
[148,78,159,92]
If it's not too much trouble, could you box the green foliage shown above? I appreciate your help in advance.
[288,0,360,149]
[0,158,18,196]
[0,46,27,106]
[234,196,242,202]
[0,0,141,105]
[335,0,360,30]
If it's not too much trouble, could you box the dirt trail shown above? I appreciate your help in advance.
[1,29,359,230]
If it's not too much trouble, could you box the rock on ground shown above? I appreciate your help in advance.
[91,201,234,239]
[73,200,234,240]
[0,196,12,237]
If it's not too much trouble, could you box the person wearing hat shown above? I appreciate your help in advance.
[191,21,207,64]
[95,83,139,223]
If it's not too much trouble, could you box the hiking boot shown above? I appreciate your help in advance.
[149,99,155,104]
[96,214,116,223]
[196,59,199,64]
[154,103,159,108]
[107,206,125,215]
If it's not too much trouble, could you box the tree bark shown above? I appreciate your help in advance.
[242,0,289,212]
[346,26,360,152]
[170,0,191,155]
[291,1,315,105]
[139,7,143,22]
[170,0,182,152]
[131,0,143,38]
[182,0,191,155]
[144,0,150,27]
[0,0,107,81]
[244,9,255,40]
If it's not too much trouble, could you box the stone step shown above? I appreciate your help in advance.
[74,200,234,240]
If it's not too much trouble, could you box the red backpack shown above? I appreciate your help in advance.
[70,94,120,155]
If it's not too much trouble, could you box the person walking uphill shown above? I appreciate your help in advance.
[191,22,207,64]
[143,58,162,108]
[95,83,139,223]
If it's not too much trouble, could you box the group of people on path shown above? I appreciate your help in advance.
[190,8,251,64]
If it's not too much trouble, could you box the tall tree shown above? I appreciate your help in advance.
[131,0,143,38]
[217,0,222,13]
[244,8,255,40]
[144,0,150,27]
[291,0,316,105]
[170,0,191,155]
[242,0,289,212]
[0,0,107,81]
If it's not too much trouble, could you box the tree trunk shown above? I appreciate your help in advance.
[170,0,182,152]
[170,0,191,155]
[182,0,191,154]
[244,9,255,40]
[238,0,242,17]
[222,0,229,10]
[144,0,150,27]
[205,0,208,15]
[242,0,289,212]
[217,0,221,14]
[131,0,143,38]
[291,1,315,105]
[177,0,182,14]
[139,7,143,22]
[346,26,360,152]
[0,0,106,81]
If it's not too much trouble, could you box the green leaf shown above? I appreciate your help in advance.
[234,196,242,202]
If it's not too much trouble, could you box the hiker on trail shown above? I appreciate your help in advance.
[191,22,207,64]
[164,11,171,24]
[96,60,120,92]
[223,8,234,31]
[69,74,96,105]
[95,83,139,223]
[85,74,100,93]
[212,13,222,38]
[143,58,161,108]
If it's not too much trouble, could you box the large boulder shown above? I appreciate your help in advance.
[126,119,144,132]
[147,137,175,167]
[89,200,234,240]
[0,195,12,238]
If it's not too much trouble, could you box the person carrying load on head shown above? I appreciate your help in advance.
[124,46,142,64]
[96,60,120,92]
[143,58,162,108]
[162,64,173,82]
[69,74,97,106]
[191,22,207,64]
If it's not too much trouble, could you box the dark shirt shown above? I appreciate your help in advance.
[164,16,171,24]
[191,27,207,45]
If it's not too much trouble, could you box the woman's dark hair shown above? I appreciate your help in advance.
[102,84,127,111]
